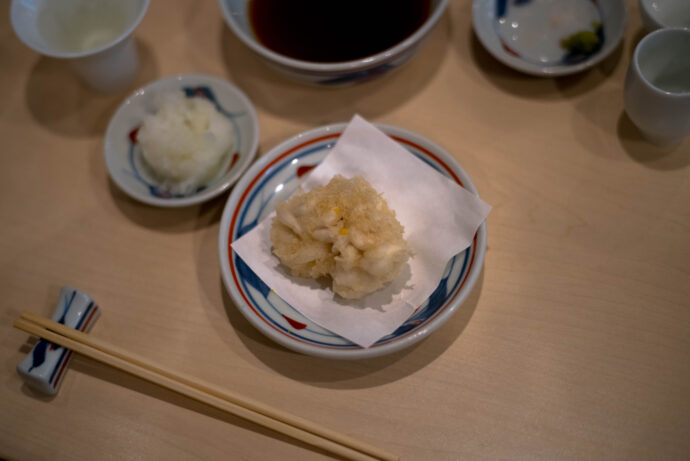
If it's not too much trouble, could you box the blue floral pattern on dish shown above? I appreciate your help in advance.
[229,136,476,349]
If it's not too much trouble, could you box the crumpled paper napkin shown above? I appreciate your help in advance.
[231,115,491,347]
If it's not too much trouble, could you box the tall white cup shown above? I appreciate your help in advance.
[623,28,690,146]
[11,0,150,93]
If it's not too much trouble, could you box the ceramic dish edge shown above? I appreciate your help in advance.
[218,123,487,359]
[104,74,260,207]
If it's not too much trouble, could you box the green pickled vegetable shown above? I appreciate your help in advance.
[560,23,602,55]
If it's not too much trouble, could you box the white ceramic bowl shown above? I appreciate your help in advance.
[218,123,487,359]
[472,0,627,76]
[639,0,690,31]
[104,74,259,207]
[218,0,449,85]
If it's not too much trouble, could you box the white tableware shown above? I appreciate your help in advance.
[218,123,487,359]
[639,0,690,31]
[10,0,149,92]
[623,27,690,146]
[218,0,448,85]
[472,0,627,76]
[104,74,260,207]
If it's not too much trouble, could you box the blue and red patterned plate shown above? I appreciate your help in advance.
[472,0,627,76]
[218,123,487,359]
[104,74,259,207]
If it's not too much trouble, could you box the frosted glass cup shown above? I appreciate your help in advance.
[623,28,690,146]
[11,0,150,92]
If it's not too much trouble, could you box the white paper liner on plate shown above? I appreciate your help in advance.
[232,115,491,347]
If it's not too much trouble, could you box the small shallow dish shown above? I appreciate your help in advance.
[639,0,690,30]
[104,74,259,207]
[472,0,627,76]
[218,0,448,85]
[218,123,487,359]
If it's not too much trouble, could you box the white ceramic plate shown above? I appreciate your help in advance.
[104,74,259,207]
[218,123,487,359]
[472,0,627,76]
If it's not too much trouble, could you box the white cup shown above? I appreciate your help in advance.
[11,0,150,93]
[623,28,690,146]
[639,0,690,31]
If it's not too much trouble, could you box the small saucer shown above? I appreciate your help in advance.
[104,74,259,207]
[472,0,627,76]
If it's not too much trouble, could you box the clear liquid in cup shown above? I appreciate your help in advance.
[38,1,128,53]
[653,69,690,94]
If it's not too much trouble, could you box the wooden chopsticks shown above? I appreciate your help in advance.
[14,312,398,461]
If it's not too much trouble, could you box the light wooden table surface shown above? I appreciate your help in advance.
[1,1,689,460]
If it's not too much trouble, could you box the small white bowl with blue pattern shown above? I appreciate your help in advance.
[472,0,627,76]
[104,74,259,207]
[218,123,487,359]
[218,0,449,85]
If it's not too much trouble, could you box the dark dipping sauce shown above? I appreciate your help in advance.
[248,0,432,63]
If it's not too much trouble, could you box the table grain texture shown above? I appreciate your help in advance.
[1,1,689,460]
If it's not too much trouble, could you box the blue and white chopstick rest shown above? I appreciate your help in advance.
[17,287,100,394]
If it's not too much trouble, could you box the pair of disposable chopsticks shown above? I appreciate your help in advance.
[14,312,398,461]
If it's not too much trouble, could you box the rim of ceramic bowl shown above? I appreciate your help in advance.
[632,27,690,99]
[471,0,628,77]
[639,0,690,29]
[104,73,260,207]
[638,0,663,29]
[218,0,449,73]
[10,0,150,59]
[218,122,487,359]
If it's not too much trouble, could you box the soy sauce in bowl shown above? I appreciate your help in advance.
[249,0,432,63]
